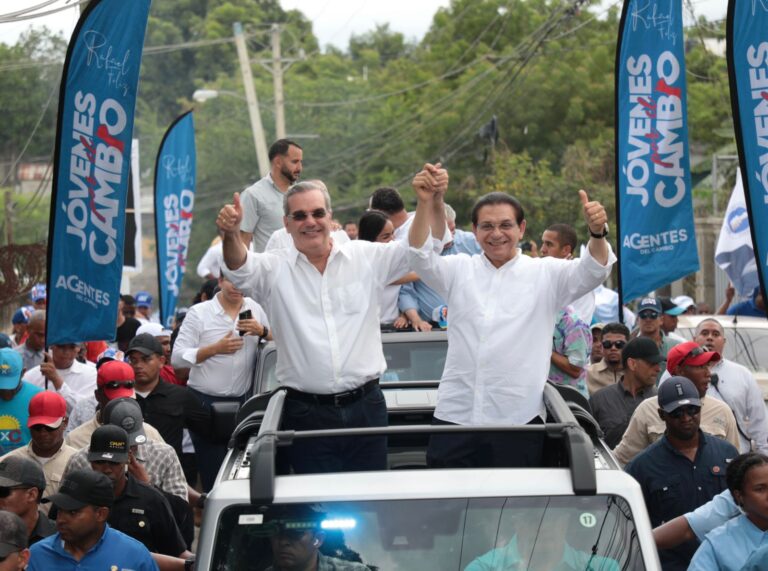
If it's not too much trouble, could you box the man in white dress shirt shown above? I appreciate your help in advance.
[408,185,615,468]
[217,173,447,473]
[23,344,96,413]
[171,276,269,489]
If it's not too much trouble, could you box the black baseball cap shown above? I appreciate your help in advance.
[44,470,114,510]
[126,333,164,357]
[88,425,130,464]
[102,398,147,445]
[0,511,27,558]
[658,376,702,413]
[0,456,45,490]
[622,337,663,364]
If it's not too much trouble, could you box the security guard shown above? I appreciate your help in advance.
[87,425,191,558]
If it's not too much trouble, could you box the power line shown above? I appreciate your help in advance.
[0,0,85,23]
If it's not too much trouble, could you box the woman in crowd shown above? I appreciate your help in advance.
[689,452,768,570]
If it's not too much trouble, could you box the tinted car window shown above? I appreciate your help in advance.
[211,496,644,570]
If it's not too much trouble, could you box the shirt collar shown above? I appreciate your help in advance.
[289,236,345,268]
[479,248,524,271]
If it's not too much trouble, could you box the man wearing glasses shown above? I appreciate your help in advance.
[633,297,681,380]
[625,376,738,571]
[586,322,630,395]
[1,392,75,512]
[218,173,448,473]
[589,337,662,448]
[613,341,740,465]
[64,362,164,451]
[0,458,56,547]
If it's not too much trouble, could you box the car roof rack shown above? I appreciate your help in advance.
[244,383,597,505]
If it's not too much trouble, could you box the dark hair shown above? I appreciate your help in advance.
[602,322,630,339]
[370,187,405,215]
[193,279,218,305]
[545,223,577,252]
[726,453,768,500]
[358,210,390,242]
[268,139,302,162]
[470,192,524,226]
[342,221,357,229]
[120,294,136,305]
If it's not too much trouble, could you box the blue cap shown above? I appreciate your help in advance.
[658,375,701,413]
[11,306,33,325]
[0,348,23,391]
[637,297,662,314]
[135,291,152,307]
[30,284,46,302]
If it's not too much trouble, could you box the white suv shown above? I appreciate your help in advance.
[196,376,661,570]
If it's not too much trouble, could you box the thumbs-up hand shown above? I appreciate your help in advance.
[579,189,608,237]
[217,192,244,234]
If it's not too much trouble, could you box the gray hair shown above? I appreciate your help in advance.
[444,203,456,223]
[29,309,46,326]
[283,180,332,215]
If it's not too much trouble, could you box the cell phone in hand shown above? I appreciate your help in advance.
[238,309,252,336]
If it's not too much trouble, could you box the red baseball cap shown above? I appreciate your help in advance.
[27,391,66,428]
[666,341,721,374]
[96,361,136,400]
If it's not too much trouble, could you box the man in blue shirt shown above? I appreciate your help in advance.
[726,286,766,318]
[0,348,43,456]
[28,470,158,570]
[625,376,738,570]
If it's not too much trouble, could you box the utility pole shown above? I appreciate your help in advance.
[233,22,270,175]
[257,24,305,141]
[271,24,286,139]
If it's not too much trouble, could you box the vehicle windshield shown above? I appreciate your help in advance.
[261,339,448,392]
[211,496,644,570]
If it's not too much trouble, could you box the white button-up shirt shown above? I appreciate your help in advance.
[224,239,411,393]
[171,294,268,397]
[410,245,615,425]
[23,359,96,412]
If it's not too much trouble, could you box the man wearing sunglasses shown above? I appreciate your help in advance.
[65,361,164,452]
[625,376,738,571]
[1,392,75,513]
[633,297,682,380]
[0,457,55,547]
[218,171,449,474]
[613,341,740,466]
[586,322,630,395]
[590,337,662,448]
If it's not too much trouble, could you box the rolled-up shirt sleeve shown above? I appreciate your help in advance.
[171,308,202,368]
[684,489,740,541]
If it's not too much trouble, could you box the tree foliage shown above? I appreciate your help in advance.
[3,0,734,299]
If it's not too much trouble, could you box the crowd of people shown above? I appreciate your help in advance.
[0,138,766,570]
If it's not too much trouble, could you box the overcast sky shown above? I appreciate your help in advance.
[1,0,726,50]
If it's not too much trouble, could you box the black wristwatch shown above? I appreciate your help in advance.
[259,326,269,342]
[184,555,196,571]
[589,223,609,239]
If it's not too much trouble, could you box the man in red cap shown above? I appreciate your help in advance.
[613,340,739,465]
[0,392,75,507]
[64,361,164,451]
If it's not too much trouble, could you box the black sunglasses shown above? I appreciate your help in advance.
[30,424,59,432]
[0,486,29,498]
[602,340,626,349]
[287,208,328,222]
[669,405,701,419]
[638,311,659,320]
[102,381,135,391]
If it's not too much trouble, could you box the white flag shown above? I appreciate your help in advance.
[715,169,759,296]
